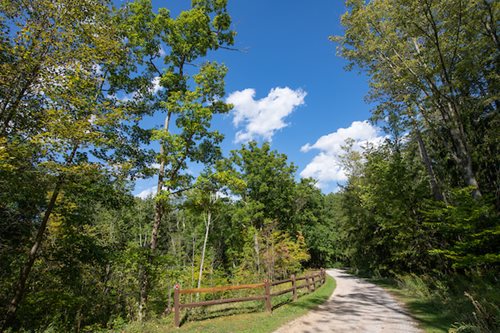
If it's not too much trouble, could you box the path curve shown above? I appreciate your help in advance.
[273,269,422,333]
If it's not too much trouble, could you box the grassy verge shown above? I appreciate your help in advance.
[122,275,336,333]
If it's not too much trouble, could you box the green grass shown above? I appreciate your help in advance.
[368,278,455,333]
[122,275,336,333]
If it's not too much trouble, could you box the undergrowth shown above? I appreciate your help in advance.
[391,272,499,333]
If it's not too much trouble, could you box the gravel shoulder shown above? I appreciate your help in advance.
[273,268,422,333]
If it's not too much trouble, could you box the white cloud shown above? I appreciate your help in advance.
[227,87,306,143]
[136,186,157,199]
[216,190,241,202]
[301,152,348,186]
[301,120,380,153]
[300,120,385,190]
[150,76,162,95]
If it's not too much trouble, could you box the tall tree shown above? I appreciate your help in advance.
[333,0,499,200]
[0,0,149,327]
[121,0,234,319]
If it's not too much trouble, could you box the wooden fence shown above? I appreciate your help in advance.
[173,268,326,327]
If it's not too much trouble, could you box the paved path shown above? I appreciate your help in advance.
[273,269,422,333]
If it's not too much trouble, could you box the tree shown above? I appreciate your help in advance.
[333,0,499,200]
[299,187,340,268]
[0,0,149,328]
[120,0,235,319]
[226,141,298,231]
[217,142,324,278]
[331,136,441,274]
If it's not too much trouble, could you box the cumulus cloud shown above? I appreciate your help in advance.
[227,87,306,143]
[150,76,162,95]
[136,186,157,199]
[300,120,385,190]
[301,152,348,186]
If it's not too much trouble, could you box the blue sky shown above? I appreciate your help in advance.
[135,0,384,197]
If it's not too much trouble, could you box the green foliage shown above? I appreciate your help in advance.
[0,0,155,330]
[0,0,238,329]
[225,141,298,230]
[261,228,310,279]
[334,0,499,199]
[112,0,236,322]
[331,2,499,330]
[333,139,439,274]
[232,223,310,282]
[422,188,500,269]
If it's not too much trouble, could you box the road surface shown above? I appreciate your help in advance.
[273,269,422,333]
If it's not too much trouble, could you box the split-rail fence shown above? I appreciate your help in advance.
[173,268,326,327]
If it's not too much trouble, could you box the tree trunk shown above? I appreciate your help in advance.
[1,145,77,330]
[445,102,482,199]
[138,111,171,321]
[411,32,482,199]
[414,128,446,202]
[254,231,260,275]
[190,234,195,303]
[196,209,211,301]
[151,111,172,250]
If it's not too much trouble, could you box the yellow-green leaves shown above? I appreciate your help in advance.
[121,0,235,194]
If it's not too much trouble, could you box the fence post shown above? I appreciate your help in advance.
[311,274,316,291]
[305,275,311,292]
[174,284,180,327]
[291,274,297,301]
[321,268,325,284]
[264,279,272,313]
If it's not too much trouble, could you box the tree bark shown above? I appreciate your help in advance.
[254,231,260,274]
[162,284,172,316]
[152,111,172,251]
[445,102,482,199]
[190,234,195,303]
[196,208,211,300]
[0,65,40,136]
[414,128,446,202]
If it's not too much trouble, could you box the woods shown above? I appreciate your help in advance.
[330,0,499,331]
[332,0,499,273]
[0,0,498,332]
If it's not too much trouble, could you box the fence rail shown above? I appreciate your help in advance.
[173,268,326,327]
[179,283,265,294]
